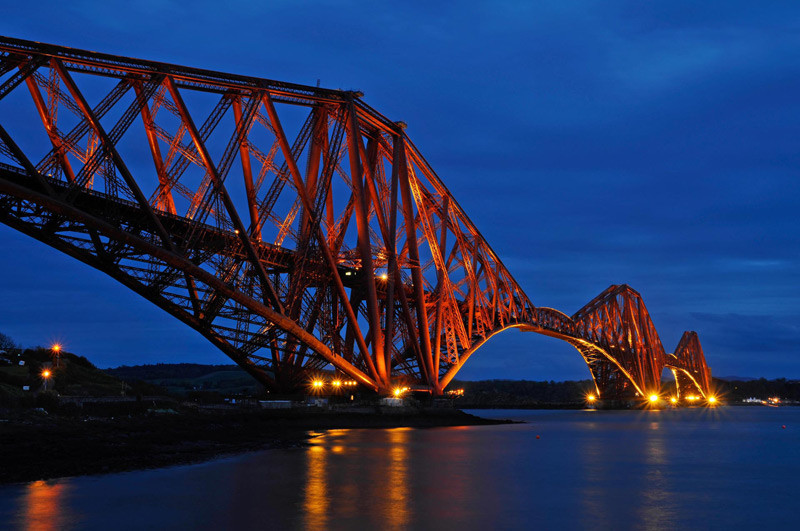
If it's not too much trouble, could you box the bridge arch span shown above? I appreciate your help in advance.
[0,36,713,397]
[667,365,710,399]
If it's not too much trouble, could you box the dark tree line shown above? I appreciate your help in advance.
[714,378,800,402]
[451,379,596,407]
[105,363,240,381]
[0,331,19,351]
[448,377,800,406]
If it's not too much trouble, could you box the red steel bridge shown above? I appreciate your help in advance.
[0,37,712,400]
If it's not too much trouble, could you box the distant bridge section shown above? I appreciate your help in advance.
[522,285,712,400]
[0,36,712,399]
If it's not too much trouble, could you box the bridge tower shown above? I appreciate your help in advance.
[0,36,714,397]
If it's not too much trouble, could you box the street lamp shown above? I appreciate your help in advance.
[392,386,410,398]
[41,369,51,391]
[51,343,62,368]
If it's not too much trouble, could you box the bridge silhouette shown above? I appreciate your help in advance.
[0,37,712,400]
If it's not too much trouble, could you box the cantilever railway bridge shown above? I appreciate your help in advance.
[0,37,712,400]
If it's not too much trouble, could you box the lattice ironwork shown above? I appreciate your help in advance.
[525,286,713,399]
[668,331,712,399]
[0,36,712,397]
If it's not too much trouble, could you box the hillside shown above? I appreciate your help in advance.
[106,363,241,381]
[0,347,161,406]
[105,363,262,396]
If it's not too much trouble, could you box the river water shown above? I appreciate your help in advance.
[1,407,798,530]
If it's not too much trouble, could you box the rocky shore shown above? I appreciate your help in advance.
[0,407,508,485]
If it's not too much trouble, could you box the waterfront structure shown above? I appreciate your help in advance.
[0,37,711,399]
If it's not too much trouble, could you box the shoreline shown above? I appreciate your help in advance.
[0,407,510,485]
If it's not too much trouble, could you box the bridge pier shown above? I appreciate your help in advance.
[0,37,713,399]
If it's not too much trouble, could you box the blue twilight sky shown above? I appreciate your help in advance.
[0,1,798,379]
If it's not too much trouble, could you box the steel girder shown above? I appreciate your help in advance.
[0,36,712,396]
[529,286,713,399]
[668,331,712,399]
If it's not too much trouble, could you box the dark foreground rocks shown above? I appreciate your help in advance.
[0,407,507,484]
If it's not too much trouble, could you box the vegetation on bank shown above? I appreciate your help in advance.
[451,379,596,408]
[0,338,164,411]
[106,363,262,396]
[449,377,800,407]
[713,378,800,402]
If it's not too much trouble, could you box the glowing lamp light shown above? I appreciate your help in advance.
[670,397,677,404]
[648,394,659,403]
[332,380,342,388]
[379,273,388,281]
[708,396,717,404]
[51,344,61,353]
[312,379,324,389]
[586,394,596,403]
[41,369,51,379]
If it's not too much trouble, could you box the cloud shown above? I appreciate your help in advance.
[0,1,798,379]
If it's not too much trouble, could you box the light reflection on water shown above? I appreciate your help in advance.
[578,417,609,527]
[1,407,798,530]
[640,418,674,529]
[386,428,410,530]
[303,443,328,530]
[23,481,73,531]
[302,427,412,530]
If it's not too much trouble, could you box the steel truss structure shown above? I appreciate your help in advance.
[0,37,712,398]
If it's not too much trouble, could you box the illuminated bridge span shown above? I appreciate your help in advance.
[0,37,712,399]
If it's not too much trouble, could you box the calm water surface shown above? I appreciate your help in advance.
[1,407,798,530]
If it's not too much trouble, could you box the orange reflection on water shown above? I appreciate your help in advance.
[24,480,70,531]
[302,427,413,530]
[304,444,329,531]
[385,428,410,531]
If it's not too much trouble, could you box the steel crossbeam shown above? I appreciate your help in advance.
[0,36,713,397]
